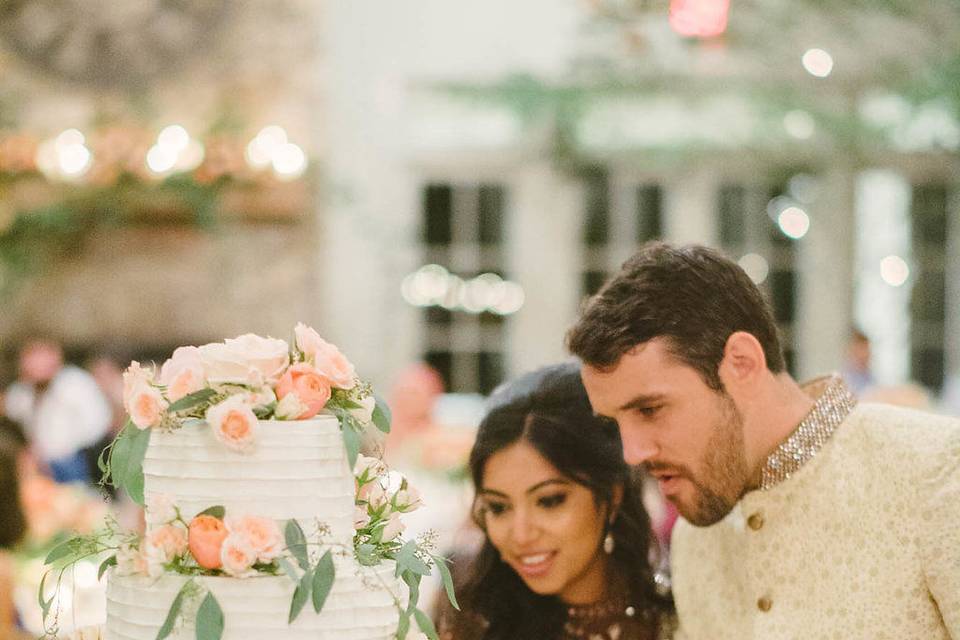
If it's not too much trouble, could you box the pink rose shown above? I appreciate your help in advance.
[274,364,332,419]
[205,395,258,452]
[144,523,188,560]
[220,535,258,577]
[199,334,290,386]
[159,346,206,402]
[362,482,388,510]
[354,505,371,530]
[122,361,153,406]
[226,515,283,563]
[381,511,405,542]
[394,485,424,512]
[297,330,356,389]
[188,515,229,569]
[354,454,386,481]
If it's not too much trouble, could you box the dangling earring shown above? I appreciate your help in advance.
[603,530,615,554]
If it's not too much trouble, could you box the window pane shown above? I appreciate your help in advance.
[912,184,947,244]
[718,184,746,247]
[424,184,453,245]
[478,351,505,395]
[583,168,609,246]
[582,270,609,297]
[636,184,663,243]
[770,269,796,324]
[424,351,453,393]
[912,348,944,392]
[479,184,505,245]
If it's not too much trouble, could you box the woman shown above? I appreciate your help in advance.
[441,363,673,640]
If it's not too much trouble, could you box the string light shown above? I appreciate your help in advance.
[738,253,770,284]
[802,48,834,78]
[778,206,810,239]
[880,255,910,286]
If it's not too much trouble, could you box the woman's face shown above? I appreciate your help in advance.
[478,440,610,605]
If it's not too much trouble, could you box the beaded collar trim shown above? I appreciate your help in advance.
[760,374,857,491]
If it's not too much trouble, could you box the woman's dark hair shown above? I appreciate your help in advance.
[567,242,784,391]
[0,434,27,549]
[447,362,671,640]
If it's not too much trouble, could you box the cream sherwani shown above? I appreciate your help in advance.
[671,383,960,639]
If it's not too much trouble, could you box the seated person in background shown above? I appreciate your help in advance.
[439,363,673,640]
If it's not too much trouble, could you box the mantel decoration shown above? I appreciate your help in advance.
[0,122,310,300]
[38,324,458,640]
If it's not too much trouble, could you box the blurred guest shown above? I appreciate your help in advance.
[841,328,875,396]
[0,438,28,637]
[439,363,673,640]
[4,339,111,484]
[83,352,128,490]
[386,362,445,451]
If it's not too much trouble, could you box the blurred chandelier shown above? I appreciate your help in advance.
[586,0,730,38]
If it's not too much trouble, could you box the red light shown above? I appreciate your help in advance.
[669,0,730,38]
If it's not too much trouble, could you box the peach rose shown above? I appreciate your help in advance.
[159,346,206,402]
[127,381,167,429]
[205,395,258,452]
[122,361,153,406]
[226,515,283,562]
[274,363,332,419]
[220,535,258,577]
[296,329,356,389]
[199,334,289,386]
[188,514,229,569]
[144,523,188,560]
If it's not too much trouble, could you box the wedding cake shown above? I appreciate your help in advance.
[41,325,445,640]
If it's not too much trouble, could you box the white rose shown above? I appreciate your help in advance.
[354,454,387,480]
[145,493,178,526]
[125,380,167,430]
[115,544,147,577]
[381,512,405,542]
[205,395,259,452]
[350,395,376,426]
[159,346,206,402]
[199,334,290,386]
[274,392,308,420]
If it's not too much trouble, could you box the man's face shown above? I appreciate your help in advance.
[581,338,749,527]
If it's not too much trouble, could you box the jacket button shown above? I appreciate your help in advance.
[747,513,764,531]
[757,596,772,612]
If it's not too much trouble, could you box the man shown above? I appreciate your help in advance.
[567,242,959,639]
[5,338,111,484]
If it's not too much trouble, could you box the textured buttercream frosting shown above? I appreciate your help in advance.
[142,415,355,547]
[106,558,400,640]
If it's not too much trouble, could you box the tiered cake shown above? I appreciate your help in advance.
[105,416,400,639]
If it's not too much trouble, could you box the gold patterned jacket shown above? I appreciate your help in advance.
[671,384,960,639]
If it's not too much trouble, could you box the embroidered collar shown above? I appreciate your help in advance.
[760,374,857,491]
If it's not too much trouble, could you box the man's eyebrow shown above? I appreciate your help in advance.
[618,393,666,413]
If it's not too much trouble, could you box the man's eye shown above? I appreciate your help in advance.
[537,493,568,509]
[638,406,661,418]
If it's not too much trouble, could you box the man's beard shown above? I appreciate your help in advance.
[649,394,749,527]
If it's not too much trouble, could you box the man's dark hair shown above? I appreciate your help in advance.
[566,242,785,390]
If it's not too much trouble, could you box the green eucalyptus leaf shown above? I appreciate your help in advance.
[98,555,118,581]
[196,592,224,640]
[111,423,151,505]
[288,568,313,623]
[395,610,411,640]
[284,520,309,571]
[156,580,191,640]
[430,554,460,611]
[38,570,53,621]
[402,570,421,614]
[196,505,226,519]
[395,541,431,577]
[44,536,82,566]
[167,388,218,413]
[413,608,440,640]
[311,551,336,613]
[356,543,379,566]
[372,395,391,434]
[278,557,300,584]
[341,424,361,470]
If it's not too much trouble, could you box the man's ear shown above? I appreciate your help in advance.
[718,331,767,392]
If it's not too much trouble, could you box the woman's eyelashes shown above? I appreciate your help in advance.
[536,492,568,509]
[484,500,509,516]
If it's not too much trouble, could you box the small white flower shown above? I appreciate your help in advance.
[145,493,178,526]
[274,392,308,420]
[350,395,377,425]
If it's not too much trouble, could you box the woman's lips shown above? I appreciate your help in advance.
[512,551,557,579]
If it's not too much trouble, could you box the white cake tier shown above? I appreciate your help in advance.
[105,558,400,640]
[143,415,354,547]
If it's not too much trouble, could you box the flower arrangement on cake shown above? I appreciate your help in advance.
[38,325,458,640]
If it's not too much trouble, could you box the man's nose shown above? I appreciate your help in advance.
[620,425,659,465]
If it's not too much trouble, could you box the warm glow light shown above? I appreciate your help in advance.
[669,0,730,38]
[738,253,770,285]
[174,140,206,172]
[778,206,810,239]
[802,48,834,78]
[784,110,815,140]
[272,143,307,179]
[880,255,910,287]
[58,144,92,177]
[146,144,178,174]
[402,267,523,314]
[158,125,190,151]
[491,282,525,315]
[55,128,85,150]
